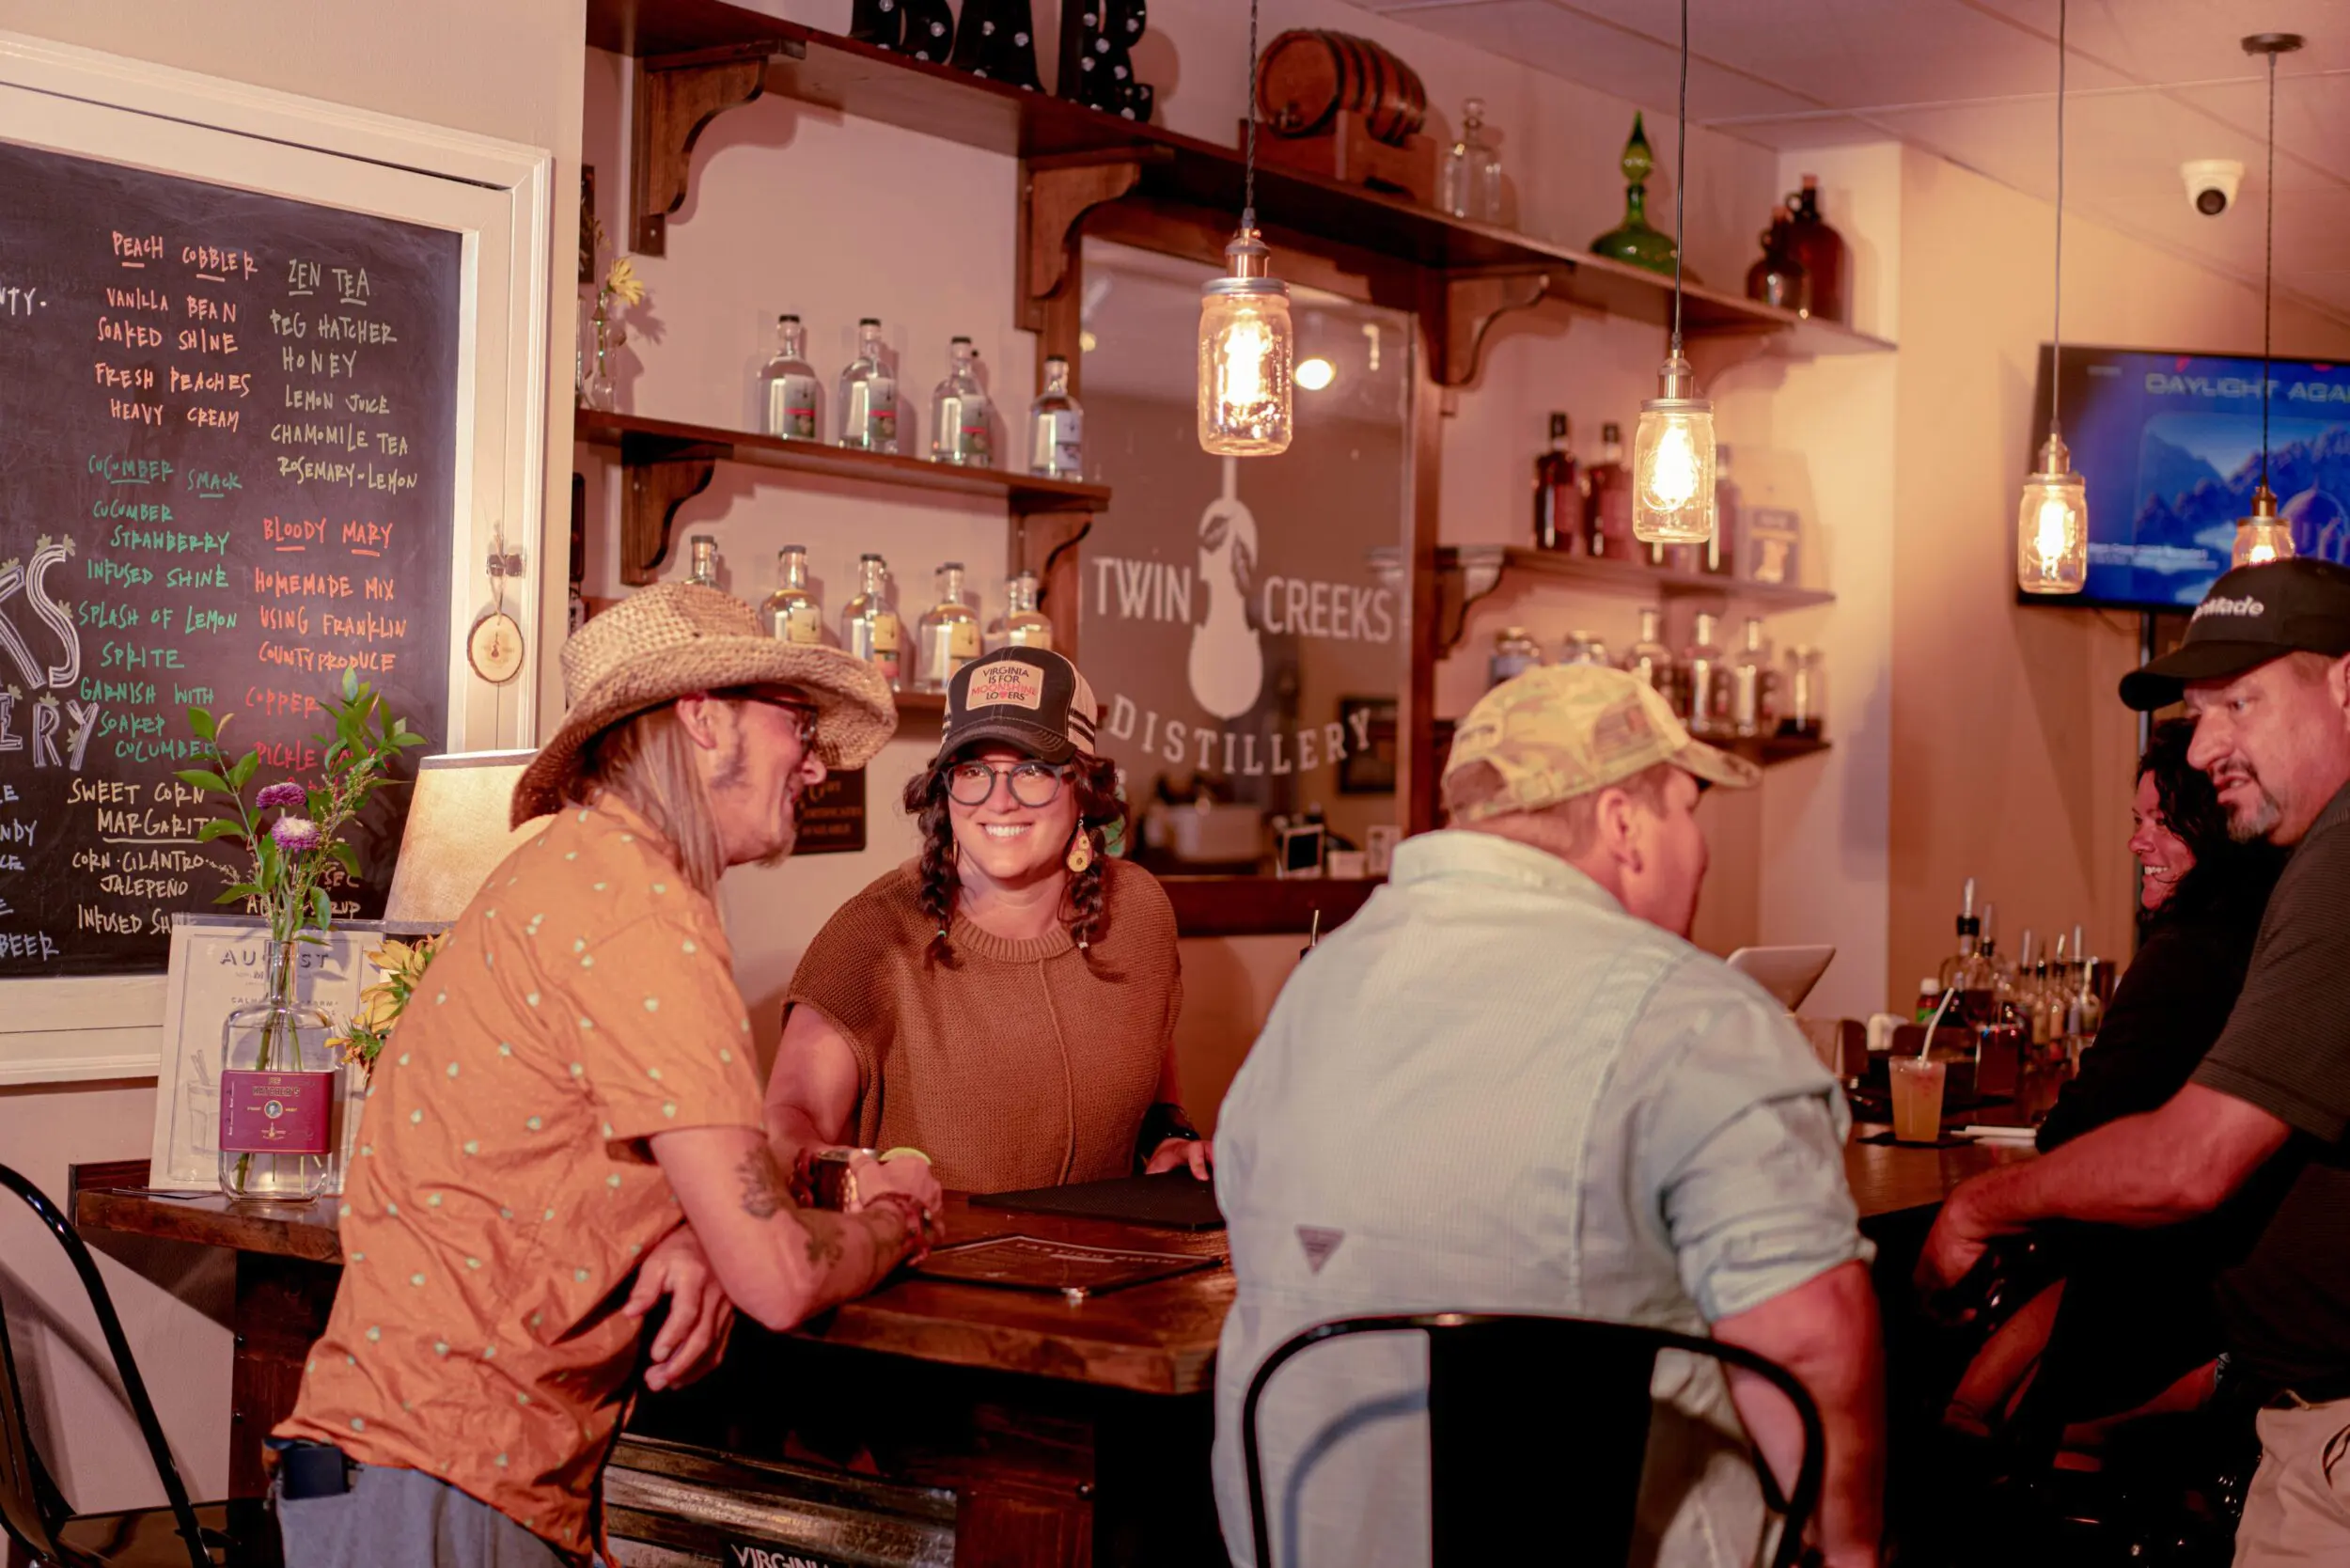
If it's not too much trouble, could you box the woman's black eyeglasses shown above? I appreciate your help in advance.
[947,759,1069,808]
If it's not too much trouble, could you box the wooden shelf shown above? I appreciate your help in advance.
[1723,735,1832,768]
[575,409,1110,585]
[894,689,945,738]
[1160,875,1382,939]
[1480,547,1836,610]
[583,0,1897,358]
[1430,544,1833,653]
[576,410,1109,513]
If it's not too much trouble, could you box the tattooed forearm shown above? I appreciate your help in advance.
[802,1213,847,1270]
[735,1145,792,1220]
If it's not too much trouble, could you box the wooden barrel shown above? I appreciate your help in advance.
[1257,29,1428,146]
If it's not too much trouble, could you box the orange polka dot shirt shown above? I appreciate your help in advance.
[276,794,763,1561]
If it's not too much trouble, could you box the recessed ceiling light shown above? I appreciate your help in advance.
[1295,356,1336,391]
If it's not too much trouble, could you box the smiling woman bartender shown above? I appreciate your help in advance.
[767,648,1205,1194]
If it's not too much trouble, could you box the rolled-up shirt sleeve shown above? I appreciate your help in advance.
[1635,981,1871,1323]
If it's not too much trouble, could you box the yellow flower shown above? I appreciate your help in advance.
[603,256,646,307]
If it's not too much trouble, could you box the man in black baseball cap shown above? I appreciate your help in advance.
[1923,557,2350,1563]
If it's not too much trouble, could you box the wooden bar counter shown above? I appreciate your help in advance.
[71,1129,2028,1564]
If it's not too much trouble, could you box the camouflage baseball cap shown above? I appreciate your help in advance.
[1442,663,1760,823]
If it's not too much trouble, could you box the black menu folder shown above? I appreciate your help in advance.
[971,1169,1226,1231]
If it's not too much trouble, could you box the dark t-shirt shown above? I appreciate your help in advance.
[2038,885,2271,1152]
[2193,779,2350,1390]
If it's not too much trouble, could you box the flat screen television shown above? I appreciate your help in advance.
[2023,344,2350,611]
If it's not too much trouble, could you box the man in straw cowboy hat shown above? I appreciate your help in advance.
[272,583,943,1567]
[1212,664,1885,1568]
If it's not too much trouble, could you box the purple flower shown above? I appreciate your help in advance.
[271,817,323,854]
[255,781,307,810]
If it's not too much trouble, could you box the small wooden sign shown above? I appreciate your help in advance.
[796,769,869,855]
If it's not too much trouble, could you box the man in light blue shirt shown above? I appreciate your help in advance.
[1213,665,1884,1568]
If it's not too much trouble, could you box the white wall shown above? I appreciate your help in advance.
[579,0,1789,1069]
[0,0,584,1512]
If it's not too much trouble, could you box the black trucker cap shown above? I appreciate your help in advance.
[938,648,1099,764]
[2120,557,2350,711]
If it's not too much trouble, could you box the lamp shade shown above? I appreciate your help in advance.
[2232,484,2295,569]
[382,750,545,926]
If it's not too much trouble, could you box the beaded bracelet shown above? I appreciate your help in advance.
[862,1190,940,1266]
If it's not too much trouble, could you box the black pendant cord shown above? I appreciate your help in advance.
[1243,0,1260,229]
[2261,45,2276,490]
[2050,0,2065,440]
[1670,0,1687,355]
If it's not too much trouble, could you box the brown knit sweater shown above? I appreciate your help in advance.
[785,858,1183,1194]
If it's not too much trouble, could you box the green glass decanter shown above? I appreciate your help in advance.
[1589,113,1678,276]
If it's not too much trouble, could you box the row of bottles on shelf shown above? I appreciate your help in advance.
[756,316,1085,478]
[1532,415,1741,577]
[1488,610,1825,743]
[684,538,1053,694]
[1926,878,2106,1058]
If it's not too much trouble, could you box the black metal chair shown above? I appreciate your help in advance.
[0,1164,242,1567]
[1241,1311,1824,1568]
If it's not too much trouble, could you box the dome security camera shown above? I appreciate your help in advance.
[2184,159,2244,217]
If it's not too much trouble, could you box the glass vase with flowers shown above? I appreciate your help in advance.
[182,667,426,1200]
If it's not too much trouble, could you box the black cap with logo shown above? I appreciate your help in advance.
[938,648,1100,764]
[2121,558,2350,711]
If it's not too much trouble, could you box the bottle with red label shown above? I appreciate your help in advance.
[218,941,338,1201]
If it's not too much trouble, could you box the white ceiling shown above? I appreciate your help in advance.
[1346,0,2350,329]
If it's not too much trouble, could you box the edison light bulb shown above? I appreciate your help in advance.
[2015,432,2088,594]
[2232,484,2294,568]
[1198,223,1293,456]
[1632,353,1716,543]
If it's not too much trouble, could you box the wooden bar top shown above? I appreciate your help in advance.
[73,1130,2031,1397]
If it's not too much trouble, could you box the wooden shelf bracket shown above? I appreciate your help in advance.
[620,447,717,585]
[1432,267,1552,388]
[1019,153,1154,381]
[631,40,796,255]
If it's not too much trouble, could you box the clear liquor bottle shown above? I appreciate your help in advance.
[759,314,823,441]
[988,570,1054,652]
[1027,355,1084,478]
[842,551,903,690]
[1682,611,1730,736]
[838,317,900,453]
[1533,412,1583,552]
[914,561,982,693]
[1584,422,1635,559]
[929,337,994,467]
[1488,626,1542,687]
[1936,877,1998,1024]
[1440,97,1503,223]
[686,535,723,591]
[760,545,822,645]
[1622,605,1681,715]
[1729,616,1774,738]
[1559,630,1610,667]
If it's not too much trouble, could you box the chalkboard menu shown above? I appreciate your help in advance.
[0,139,459,977]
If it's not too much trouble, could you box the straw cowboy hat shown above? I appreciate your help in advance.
[511,582,895,825]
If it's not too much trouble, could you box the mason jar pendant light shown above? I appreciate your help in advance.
[1632,0,1716,544]
[2232,32,2303,569]
[2017,0,2087,594]
[1198,0,1293,456]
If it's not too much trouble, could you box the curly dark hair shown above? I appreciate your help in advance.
[901,746,1127,962]
[2139,717,2287,928]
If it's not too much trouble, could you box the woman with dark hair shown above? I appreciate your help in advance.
[766,648,1200,1195]
[1947,717,2288,1440]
